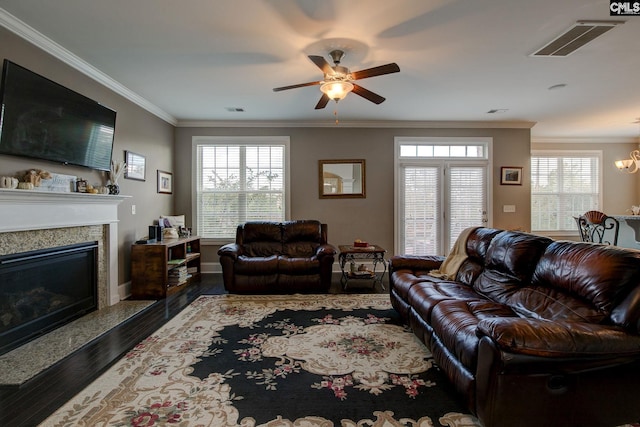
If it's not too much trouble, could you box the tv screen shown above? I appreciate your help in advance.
[0,60,116,171]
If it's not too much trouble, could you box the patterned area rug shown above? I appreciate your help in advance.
[40,294,482,427]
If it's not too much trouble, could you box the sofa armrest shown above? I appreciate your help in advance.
[389,255,445,273]
[315,243,337,258]
[477,317,640,358]
[217,243,242,261]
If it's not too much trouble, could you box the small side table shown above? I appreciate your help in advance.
[338,244,387,291]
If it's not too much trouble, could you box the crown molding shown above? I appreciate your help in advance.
[532,136,639,144]
[0,8,177,126]
[176,119,537,129]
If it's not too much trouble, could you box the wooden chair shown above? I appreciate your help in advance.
[574,210,619,245]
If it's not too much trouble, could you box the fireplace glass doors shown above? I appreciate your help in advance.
[0,242,98,355]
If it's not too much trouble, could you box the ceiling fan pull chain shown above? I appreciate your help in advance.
[334,108,339,125]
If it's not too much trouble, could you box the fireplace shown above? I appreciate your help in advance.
[0,188,127,353]
[0,242,98,355]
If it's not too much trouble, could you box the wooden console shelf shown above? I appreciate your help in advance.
[130,236,201,299]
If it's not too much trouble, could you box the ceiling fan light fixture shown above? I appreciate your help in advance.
[320,81,354,101]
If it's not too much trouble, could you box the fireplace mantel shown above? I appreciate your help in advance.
[0,188,128,232]
[0,188,128,305]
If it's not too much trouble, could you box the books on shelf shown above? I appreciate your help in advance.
[168,265,190,287]
[167,258,186,265]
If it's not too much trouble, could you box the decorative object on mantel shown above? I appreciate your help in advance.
[108,159,126,195]
[17,182,33,190]
[0,176,18,189]
[614,118,640,173]
[628,205,640,215]
[39,173,77,193]
[22,169,52,187]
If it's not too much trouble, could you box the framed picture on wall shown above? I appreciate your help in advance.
[157,170,173,194]
[501,166,522,185]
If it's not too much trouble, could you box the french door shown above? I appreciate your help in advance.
[395,139,491,256]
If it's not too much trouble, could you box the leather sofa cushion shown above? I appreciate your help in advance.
[507,285,607,323]
[532,241,640,314]
[408,280,481,322]
[282,220,322,257]
[473,231,552,304]
[465,228,502,260]
[283,242,319,258]
[431,299,517,372]
[457,228,502,286]
[242,222,282,257]
[478,317,640,357]
[278,256,320,273]
[235,255,279,275]
[282,220,322,243]
[390,269,437,300]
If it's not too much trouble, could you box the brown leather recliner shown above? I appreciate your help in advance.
[218,220,336,293]
[389,227,640,427]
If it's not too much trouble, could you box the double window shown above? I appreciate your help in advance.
[193,136,290,240]
[530,150,602,233]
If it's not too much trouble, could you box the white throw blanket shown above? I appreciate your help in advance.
[428,227,478,280]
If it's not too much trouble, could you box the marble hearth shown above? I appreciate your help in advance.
[0,188,127,308]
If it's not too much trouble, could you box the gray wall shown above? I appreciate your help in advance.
[0,27,175,284]
[175,126,533,267]
[4,24,638,287]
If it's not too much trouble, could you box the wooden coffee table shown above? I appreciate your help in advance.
[338,244,387,290]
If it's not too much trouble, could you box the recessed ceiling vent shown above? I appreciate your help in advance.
[531,20,624,57]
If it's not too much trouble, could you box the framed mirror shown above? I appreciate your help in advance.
[319,159,366,198]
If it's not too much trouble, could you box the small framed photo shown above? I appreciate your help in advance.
[501,167,523,185]
[125,151,146,181]
[157,170,173,194]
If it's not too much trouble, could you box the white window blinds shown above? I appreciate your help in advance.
[531,152,601,232]
[401,166,440,255]
[196,140,287,239]
[448,166,487,246]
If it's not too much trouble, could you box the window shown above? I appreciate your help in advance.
[396,138,491,255]
[193,136,290,240]
[531,151,602,233]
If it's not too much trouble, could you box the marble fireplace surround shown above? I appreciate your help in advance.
[0,188,127,308]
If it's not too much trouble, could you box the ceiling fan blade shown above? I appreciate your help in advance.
[273,81,322,92]
[314,94,330,109]
[308,55,335,75]
[350,63,400,80]
[352,84,386,104]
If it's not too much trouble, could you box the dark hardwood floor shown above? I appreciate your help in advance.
[0,275,225,427]
[0,274,386,426]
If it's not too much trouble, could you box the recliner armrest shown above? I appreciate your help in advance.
[389,255,445,272]
[315,243,337,258]
[477,317,640,358]
[217,243,242,260]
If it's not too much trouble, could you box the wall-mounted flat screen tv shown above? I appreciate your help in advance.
[0,59,116,171]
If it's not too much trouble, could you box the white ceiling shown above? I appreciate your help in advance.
[1,0,639,140]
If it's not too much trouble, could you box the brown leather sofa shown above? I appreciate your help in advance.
[389,227,640,427]
[218,220,336,293]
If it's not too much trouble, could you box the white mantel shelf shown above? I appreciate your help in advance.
[0,188,129,306]
[0,188,129,233]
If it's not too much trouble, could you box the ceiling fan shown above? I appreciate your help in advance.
[273,50,400,109]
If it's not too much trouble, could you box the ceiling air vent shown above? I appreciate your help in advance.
[531,20,624,57]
